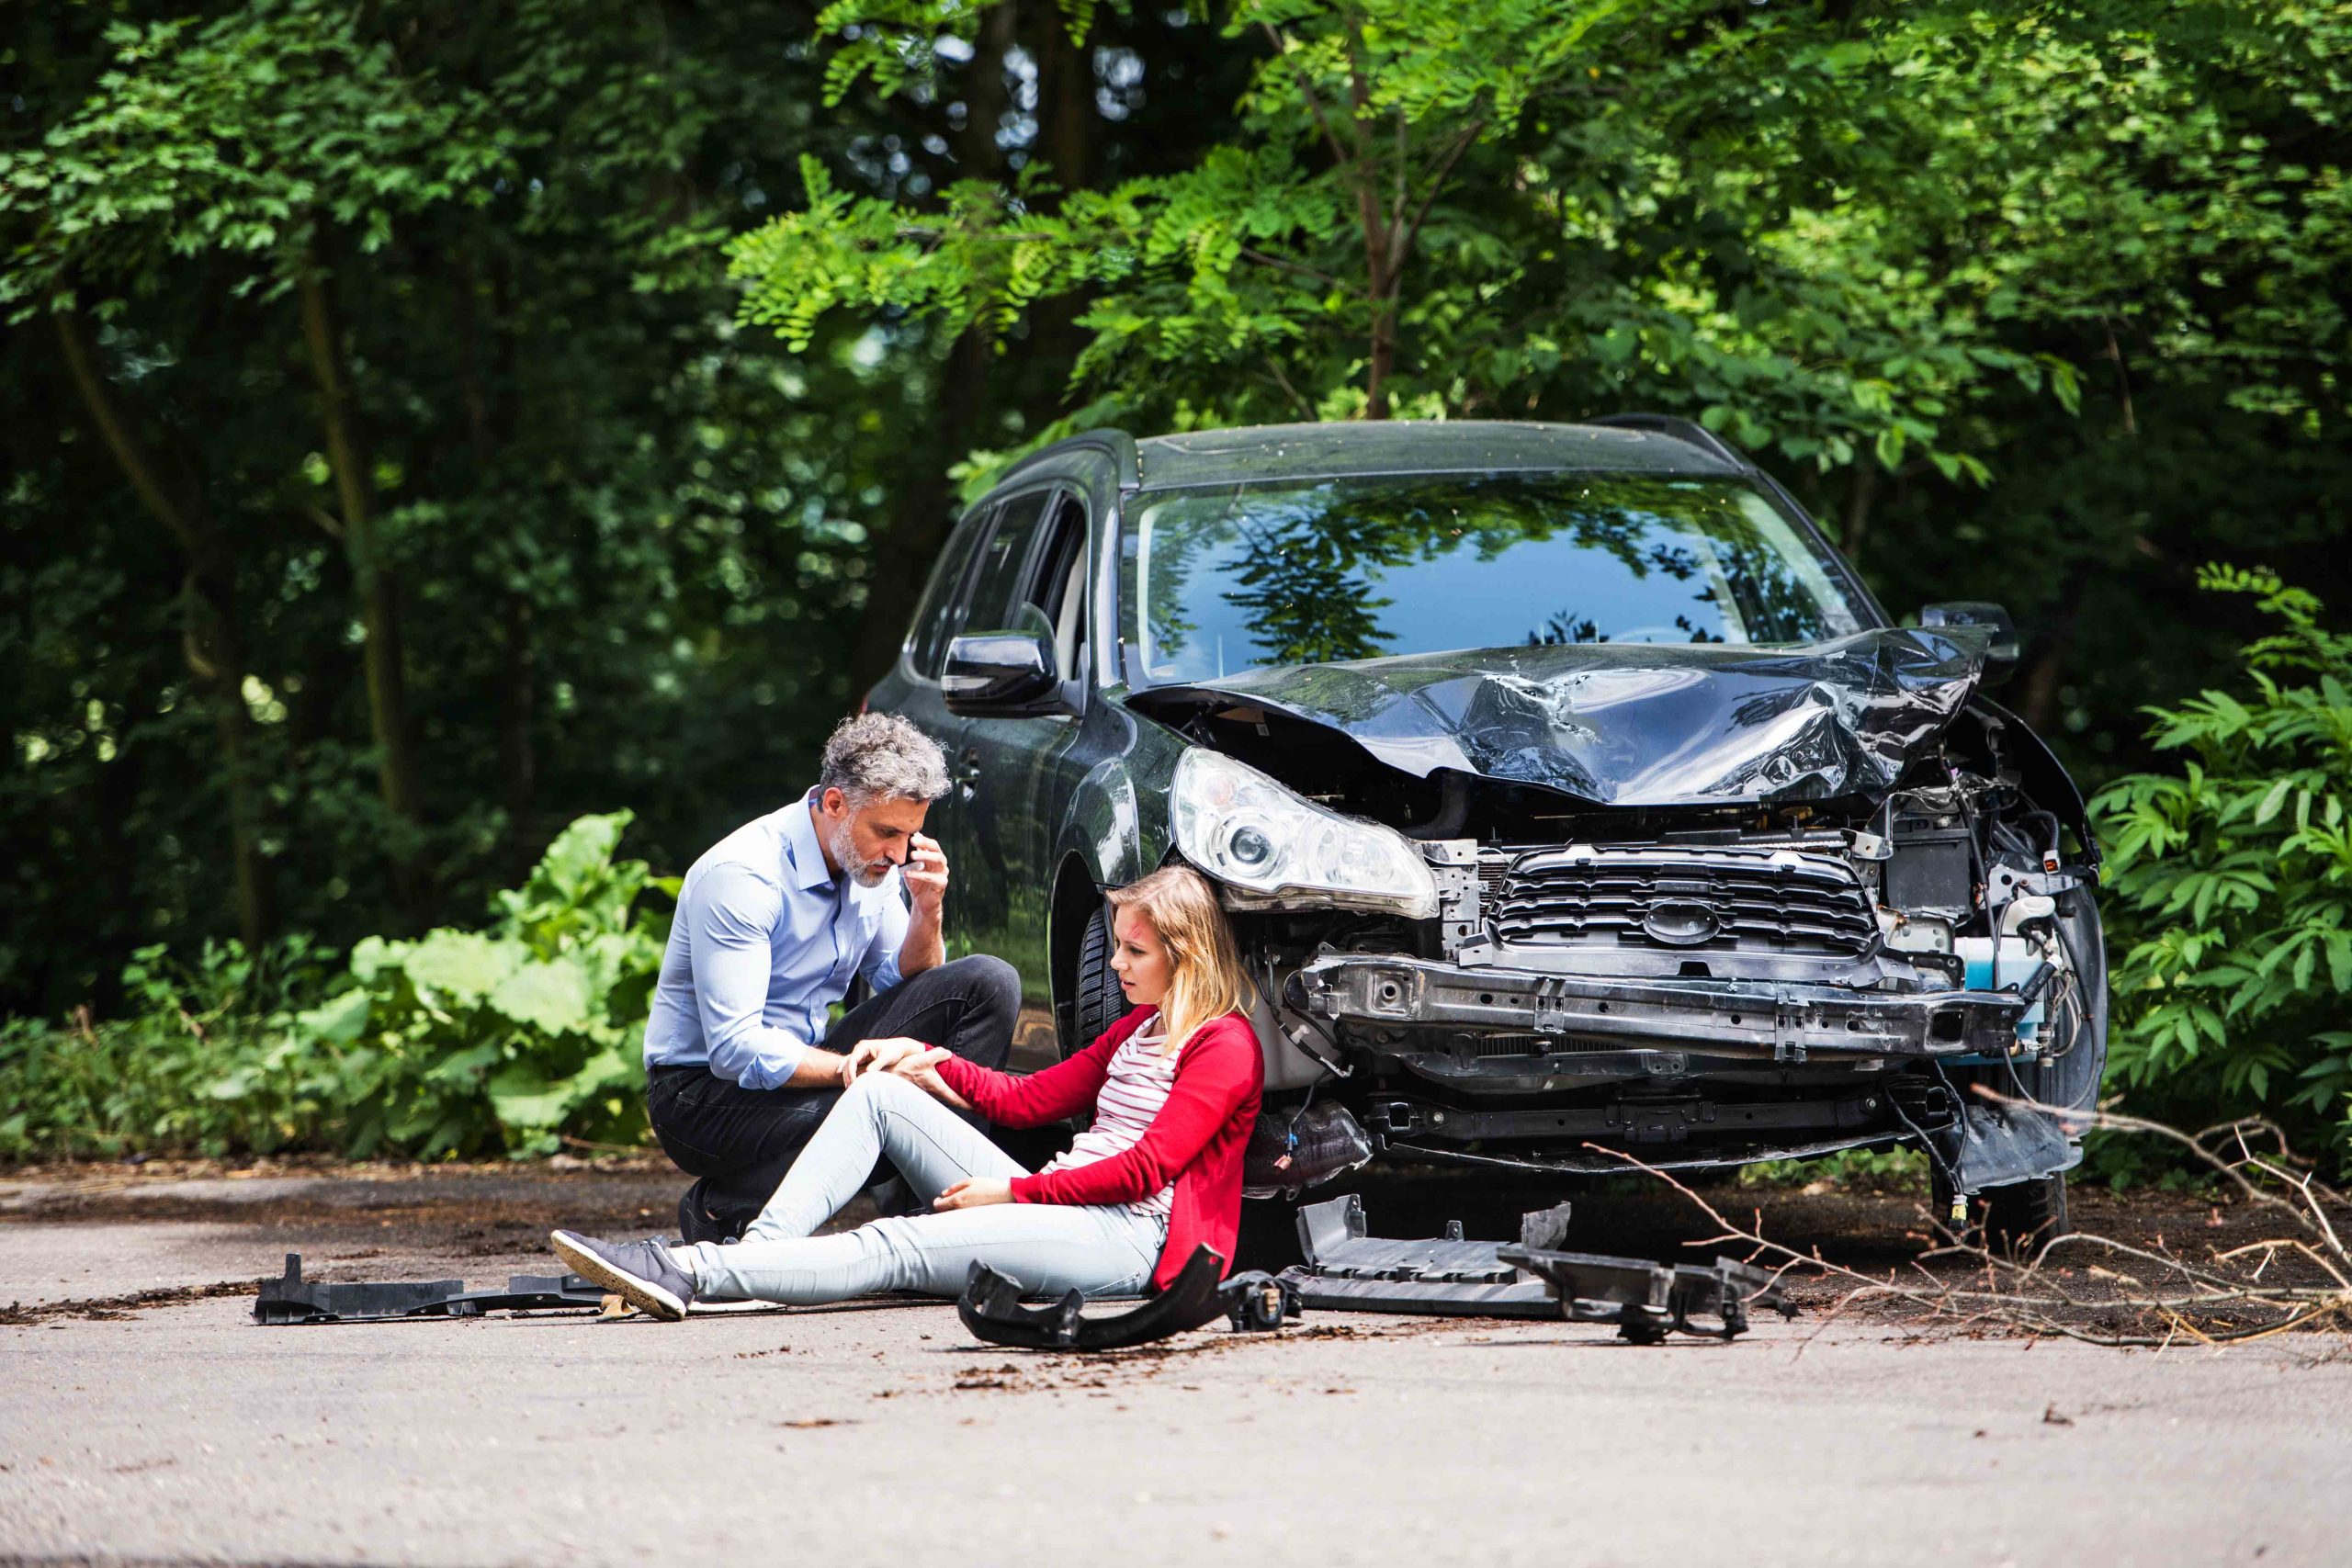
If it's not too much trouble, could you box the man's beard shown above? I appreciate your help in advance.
[828,816,895,887]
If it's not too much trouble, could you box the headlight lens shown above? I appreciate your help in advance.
[1171,749,1440,919]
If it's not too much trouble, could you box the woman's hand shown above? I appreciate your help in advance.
[842,1035,933,1086]
[933,1177,1013,1211]
[885,1045,973,1110]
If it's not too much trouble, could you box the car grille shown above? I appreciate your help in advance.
[1482,844,1879,959]
[1453,1032,1622,1057]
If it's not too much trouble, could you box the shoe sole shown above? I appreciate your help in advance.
[550,1231,687,1322]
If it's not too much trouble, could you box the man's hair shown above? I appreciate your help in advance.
[818,712,949,806]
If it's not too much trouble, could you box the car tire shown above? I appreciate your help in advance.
[1932,1167,2071,1254]
[1071,902,1127,1059]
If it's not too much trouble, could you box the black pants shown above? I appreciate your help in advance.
[646,953,1019,1241]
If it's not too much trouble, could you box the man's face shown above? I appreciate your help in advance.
[816,788,929,887]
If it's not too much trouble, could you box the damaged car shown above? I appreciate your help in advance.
[868,418,2106,1247]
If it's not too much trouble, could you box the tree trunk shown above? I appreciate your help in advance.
[2018,562,2092,735]
[297,246,432,919]
[1363,294,1395,421]
[54,308,276,950]
[848,3,1018,694]
[499,591,537,857]
[451,254,537,866]
[1841,461,1878,558]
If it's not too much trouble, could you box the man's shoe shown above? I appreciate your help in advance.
[677,1188,741,1247]
[550,1231,697,1321]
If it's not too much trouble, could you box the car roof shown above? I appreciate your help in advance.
[1129,419,1744,491]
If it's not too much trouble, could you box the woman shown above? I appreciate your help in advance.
[551,864,1264,1319]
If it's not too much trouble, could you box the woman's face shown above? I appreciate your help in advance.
[1110,909,1172,1010]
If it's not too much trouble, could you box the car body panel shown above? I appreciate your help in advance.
[1125,627,1993,810]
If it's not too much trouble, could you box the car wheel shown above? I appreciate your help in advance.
[1071,902,1127,1058]
[1932,1167,2070,1254]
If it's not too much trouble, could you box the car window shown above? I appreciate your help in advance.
[960,490,1056,636]
[1032,494,1090,681]
[907,504,992,679]
[1119,471,1866,685]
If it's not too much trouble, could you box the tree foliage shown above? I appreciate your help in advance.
[733,0,2350,484]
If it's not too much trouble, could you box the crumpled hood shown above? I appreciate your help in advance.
[1127,628,1987,808]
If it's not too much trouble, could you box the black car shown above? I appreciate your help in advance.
[866,418,2106,1246]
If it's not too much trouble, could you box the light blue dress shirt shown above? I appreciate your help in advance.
[641,790,910,1090]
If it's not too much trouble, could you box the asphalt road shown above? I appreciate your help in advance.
[4,1163,2347,1568]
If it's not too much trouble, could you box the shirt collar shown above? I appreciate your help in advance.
[783,788,840,892]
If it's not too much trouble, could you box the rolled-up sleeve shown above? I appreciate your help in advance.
[688,863,808,1090]
[858,881,911,995]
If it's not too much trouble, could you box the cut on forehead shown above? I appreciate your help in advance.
[1114,909,1159,945]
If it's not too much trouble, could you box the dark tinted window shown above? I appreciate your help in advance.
[961,489,1055,634]
[907,506,990,679]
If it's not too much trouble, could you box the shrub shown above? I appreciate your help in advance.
[2090,567,2352,1167]
[0,937,341,1159]
[0,812,673,1161]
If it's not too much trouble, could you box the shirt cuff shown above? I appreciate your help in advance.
[722,1034,806,1092]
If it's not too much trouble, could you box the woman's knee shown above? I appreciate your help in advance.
[844,1069,925,1114]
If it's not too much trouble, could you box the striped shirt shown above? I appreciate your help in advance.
[1037,1010,1182,1218]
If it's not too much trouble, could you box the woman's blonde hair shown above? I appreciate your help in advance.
[1104,864,1252,1053]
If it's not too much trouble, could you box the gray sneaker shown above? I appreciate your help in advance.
[551,1230,698,1321]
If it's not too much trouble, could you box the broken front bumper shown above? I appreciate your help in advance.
[1286,953,2029,1067]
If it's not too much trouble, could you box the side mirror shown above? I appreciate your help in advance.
[1919,601,2020,677]
[944,604,1069,716]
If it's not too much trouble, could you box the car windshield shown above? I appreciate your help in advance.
[1119,471,1868,686]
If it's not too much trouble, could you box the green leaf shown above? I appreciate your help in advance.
[487,958,596,1036]
[395,931,526,1001]
[294,987,369,1046]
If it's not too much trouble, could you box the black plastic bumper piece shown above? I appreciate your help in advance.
[252,1253,607,1325]
[1274,1192,1567,1317]
[1947,1094,2084,1194]
[955,1246,1305,1351]
[1498,1246,1794,1343]
[1273,1195,1793,1340]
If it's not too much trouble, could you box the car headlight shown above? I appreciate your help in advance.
[1171,749,1440,919]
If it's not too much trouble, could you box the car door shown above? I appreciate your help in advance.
[878,499,996,937]
[951,485,1093,1060]
[927,488,1056,974]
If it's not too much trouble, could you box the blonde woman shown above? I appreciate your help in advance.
[551,865,1264,1317]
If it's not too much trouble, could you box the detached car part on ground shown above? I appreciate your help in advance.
[956,1195,1792,1348]
[873,417,2107,1250]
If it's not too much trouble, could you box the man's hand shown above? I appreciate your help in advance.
[903,830,949,919]
[933,1176,1012,1211]
[842,1035,933,1086]
[884,1045,973,1110]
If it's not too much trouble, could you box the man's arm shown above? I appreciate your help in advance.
[693,863,846,1090]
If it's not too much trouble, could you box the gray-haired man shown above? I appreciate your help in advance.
[642,713,1017,1244]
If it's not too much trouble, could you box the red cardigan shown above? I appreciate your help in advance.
[934,1006,1263,1292]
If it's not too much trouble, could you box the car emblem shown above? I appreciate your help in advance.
[1641,899,1721,946]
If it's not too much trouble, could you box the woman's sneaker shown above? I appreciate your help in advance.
[550,1231,698,1321]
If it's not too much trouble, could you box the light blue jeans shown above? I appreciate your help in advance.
[677,1072,1164,1305]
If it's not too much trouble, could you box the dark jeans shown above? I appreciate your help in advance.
[647,954,1019,1241]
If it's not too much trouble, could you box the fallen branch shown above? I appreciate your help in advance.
[1589,1095,2352,1350]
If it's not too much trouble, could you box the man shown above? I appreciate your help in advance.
[643,712,1017,1244]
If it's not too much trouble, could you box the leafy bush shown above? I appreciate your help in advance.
[0,937,342,1159]
[2091,567,2352,1165]
[0,813,673,1161]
